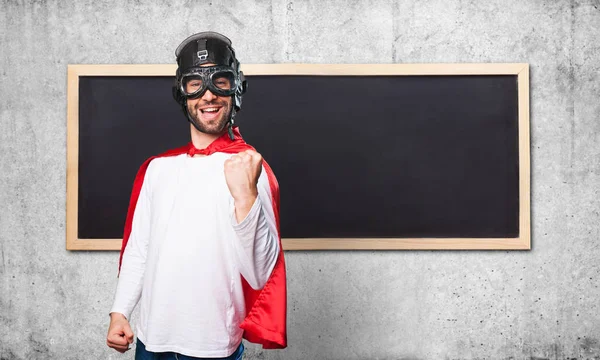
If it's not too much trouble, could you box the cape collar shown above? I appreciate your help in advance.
[187,126,244,157]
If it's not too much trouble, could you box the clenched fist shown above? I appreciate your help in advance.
[106,312,134,353]
[224,150,263,222]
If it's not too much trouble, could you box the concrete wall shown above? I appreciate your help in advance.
[1,0,599,359]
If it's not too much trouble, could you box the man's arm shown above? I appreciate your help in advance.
[225,150,280,290]
[107,164,153,352]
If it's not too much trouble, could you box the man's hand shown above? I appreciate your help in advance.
[106,312,134,353]
[224,150,263,222]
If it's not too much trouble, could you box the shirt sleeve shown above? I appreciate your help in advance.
[230,166,280,290]
[110,164,154,319]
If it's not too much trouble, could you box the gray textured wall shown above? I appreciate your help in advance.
[1,0,599,359]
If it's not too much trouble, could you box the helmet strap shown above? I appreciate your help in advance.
[227,108,236,141]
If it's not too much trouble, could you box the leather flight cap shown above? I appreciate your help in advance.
[175,31,236,71]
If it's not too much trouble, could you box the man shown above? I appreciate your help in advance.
[106,31,287,359]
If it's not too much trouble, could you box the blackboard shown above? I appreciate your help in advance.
[66,64,530,250]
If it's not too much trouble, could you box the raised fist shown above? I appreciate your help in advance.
[224,149,263,203]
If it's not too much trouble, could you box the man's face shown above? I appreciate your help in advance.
[185,64,233,135]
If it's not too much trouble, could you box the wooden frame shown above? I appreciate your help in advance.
[66,63,530,250]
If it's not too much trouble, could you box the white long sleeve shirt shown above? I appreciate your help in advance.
[110,152,280,358]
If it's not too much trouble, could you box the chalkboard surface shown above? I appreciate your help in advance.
[68,64,530,250]
[66,64,530,250]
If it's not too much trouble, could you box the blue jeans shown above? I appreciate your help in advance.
[135,338,244,360]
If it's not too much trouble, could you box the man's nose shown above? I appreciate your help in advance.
[201,89,217,101]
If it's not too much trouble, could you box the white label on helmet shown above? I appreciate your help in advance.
[197,50,208,61]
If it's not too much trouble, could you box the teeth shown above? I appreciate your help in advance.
[203,108,219,113]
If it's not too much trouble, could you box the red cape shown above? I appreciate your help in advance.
[118,127,287,349]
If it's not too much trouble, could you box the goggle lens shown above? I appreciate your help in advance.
[212,71,235,92]
[183,75,204,95]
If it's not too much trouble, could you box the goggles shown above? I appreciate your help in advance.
[179,65,238,99]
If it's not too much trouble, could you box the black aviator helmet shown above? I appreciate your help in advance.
[172,31,248,139]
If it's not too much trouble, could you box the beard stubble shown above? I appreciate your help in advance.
[188,100,233,135]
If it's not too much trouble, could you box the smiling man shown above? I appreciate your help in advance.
[106,32,287,359]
